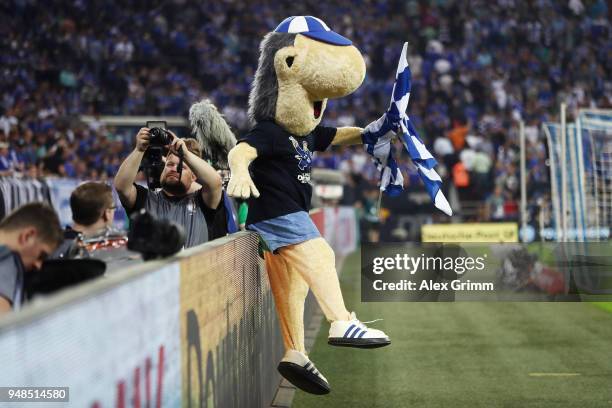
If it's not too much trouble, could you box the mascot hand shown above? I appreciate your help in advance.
[362,114,398,147]
[227,173,260,199]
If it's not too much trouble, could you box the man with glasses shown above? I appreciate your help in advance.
[70,182,118,238]
[53,182,124,259]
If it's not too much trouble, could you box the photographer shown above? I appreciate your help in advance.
[114,127,223,248]
[53,182,126,259]
[0,203,63,313]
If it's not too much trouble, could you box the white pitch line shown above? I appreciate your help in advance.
[528,373,581,377]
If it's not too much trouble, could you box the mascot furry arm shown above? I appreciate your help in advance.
[227,17,390,396]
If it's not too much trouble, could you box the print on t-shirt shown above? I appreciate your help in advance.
[289,136,312,183]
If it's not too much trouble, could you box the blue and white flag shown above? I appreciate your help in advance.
[362,43,452,216]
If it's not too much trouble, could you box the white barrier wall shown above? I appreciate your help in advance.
[0,208,358,407]
[0,264,181,407]
[0,232,282,408]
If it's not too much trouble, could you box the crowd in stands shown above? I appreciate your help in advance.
[0,0,609,222]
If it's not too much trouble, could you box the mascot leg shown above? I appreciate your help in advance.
[265,236,390,395]
[265,251,309,353]
[266,250,331,395]
[277,237,350,322]
[280,237,391,349]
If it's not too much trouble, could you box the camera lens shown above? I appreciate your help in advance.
[149,128,172,146]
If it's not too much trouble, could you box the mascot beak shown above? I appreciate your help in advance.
[272,32,366,136]
[295,35,366,100]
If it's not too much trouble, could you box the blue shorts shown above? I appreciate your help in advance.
[247,211,321,252]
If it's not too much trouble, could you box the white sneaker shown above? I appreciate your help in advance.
[277,350,330,395]
[328,312,391,348]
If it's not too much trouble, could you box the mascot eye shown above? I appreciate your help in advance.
[285,56,294,68]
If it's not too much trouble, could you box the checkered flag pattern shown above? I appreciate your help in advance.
[362,43,452,216]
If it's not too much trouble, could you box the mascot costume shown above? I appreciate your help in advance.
[229,15,452,396]
[227,16,390,395]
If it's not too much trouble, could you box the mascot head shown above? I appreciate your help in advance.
[248,16,366,136]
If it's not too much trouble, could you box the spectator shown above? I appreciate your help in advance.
[433,136,454,158]
[503,190,519,221]
[0,0,607,225]
[486,185,506,221]
[448,119,469,151]
[471,146,493,199]
[53,182,123,259]
[0,202,63,314]
[114,128,223,247]
[71,182,117,237]
[0,142,15,174]
[452,160,471,203]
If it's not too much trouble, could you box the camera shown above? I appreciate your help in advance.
[141,122,173,190]
[127,209,185,260]
[25,258,106,298]
[149,127,173,146]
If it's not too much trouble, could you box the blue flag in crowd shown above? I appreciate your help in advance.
[362,43,452,216]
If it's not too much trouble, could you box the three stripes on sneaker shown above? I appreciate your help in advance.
[304,361,321,376]
[343,324,367,339]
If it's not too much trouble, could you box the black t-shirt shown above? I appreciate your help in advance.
[238,120,336,225]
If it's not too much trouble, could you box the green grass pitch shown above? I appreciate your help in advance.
[292,252,612,408]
